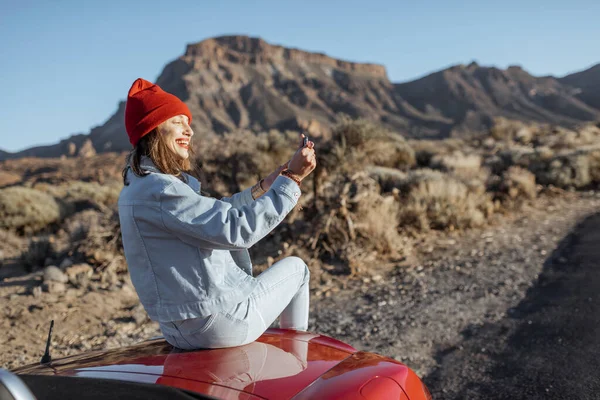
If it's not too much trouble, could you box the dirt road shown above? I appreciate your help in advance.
[425,211,600,399]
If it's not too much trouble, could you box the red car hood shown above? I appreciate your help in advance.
[14,329,357,400]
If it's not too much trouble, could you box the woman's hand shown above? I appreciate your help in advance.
[288,133,316,181]
[260,134,316,191]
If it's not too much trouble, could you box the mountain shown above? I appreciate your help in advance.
[394,62,600,137]
[558,63,600,110]
[1,36,599,160]
[154,35,408,137]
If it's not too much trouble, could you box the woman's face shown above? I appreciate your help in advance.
[157,115,194,160]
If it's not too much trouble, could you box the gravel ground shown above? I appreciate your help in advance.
[2,191,600,398]
[424,210,600,399]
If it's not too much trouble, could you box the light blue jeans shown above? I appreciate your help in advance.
[159,256,310,350]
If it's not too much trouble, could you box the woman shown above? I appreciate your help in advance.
[119,78,316,350]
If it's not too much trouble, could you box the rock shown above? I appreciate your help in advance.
[77,139,96,158]
[59,258,73,269]
[66,263,93,288]
[67,142,77,156]
[132,304,148,325]
[32,286,42,299]
[120,283,136,297]
[64,288,80,300]
[42,281,66,294]
[101,270,119,285]
[43,266,68,283]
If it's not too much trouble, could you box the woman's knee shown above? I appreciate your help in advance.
[284,256,310,281]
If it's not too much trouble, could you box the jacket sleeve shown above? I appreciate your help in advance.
[220,187,255,209]
[160,176,300,250]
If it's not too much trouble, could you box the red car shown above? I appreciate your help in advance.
[5,328,431,400]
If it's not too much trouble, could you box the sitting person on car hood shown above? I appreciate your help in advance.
[118,78,316,349]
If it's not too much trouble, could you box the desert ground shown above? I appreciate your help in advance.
[2,118,600,398]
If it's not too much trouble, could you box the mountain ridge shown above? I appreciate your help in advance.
[2,36,599,160]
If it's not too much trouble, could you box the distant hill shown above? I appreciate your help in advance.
[394,62,600,137]
[1,36,599,161]
[558,63,600,110]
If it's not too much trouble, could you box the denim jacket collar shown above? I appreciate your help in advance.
[139,156,201,194]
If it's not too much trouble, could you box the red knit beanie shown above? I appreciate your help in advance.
[125,78,192,147]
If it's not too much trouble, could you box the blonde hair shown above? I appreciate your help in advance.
[122,129,197,185]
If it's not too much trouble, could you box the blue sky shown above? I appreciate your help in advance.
[1,0,598,152]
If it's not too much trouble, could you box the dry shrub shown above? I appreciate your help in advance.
[326,117,415,172]
[487,120,600,190]
[64,209,105,242]
[0,187,63,232]
[489,119,600,151]
[0,229,25,260]
[21,236,55,270]
[200,130,298,194]
[409,138,467,167]
[361,140,416,169]
[534,125,600,150]
[353,192,402,255]
[497,146,537,170]
[489,142,600,190]
[366,166,407,193]
[496,166,537,201]
[397,171,492,231]
[62,209,124,270]
[332,116,390,147]
[530,147,600,189]
[385,168,446,194]
[489,117,538,144]
[305,172,409,274]
[34,180,121,208]
[430,151,481,172]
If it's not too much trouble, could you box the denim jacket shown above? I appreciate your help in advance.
[118,157,301,322]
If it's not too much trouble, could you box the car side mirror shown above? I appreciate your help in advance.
[0,369,37,400]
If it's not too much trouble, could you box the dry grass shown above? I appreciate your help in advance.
[530,147,600,189]
[430,152,481,171]
[34,180,122,208]
[533,125,600,150]
[408,138,468,167]
[488,166,537,206]
[489,117,539,144]
[3,118,599,282]
[21,236,55,270]
[397,172,492,231]
[496,145,600,189]
[354,192,402,255]
[199,130,298,194]
[0,187,63,233]
[366,166,408,193]
[0,229,25,260]
[0,171,21,188]
[486,120,600,190]
[325,117,415,173]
